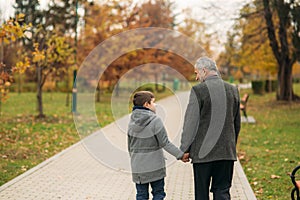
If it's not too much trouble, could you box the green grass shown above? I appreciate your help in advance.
[238,84,300,200]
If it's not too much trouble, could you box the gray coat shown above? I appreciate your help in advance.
[180,76,241,163]
[128,107,184,184]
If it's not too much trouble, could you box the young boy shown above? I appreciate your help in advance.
[127,91,186,200]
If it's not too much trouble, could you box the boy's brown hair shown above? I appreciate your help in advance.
[133,91,154,106]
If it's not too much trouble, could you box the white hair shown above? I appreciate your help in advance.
[195,56,218,72]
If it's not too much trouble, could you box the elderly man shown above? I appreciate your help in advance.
[180,56,241,200]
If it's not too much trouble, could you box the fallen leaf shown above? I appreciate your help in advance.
[21,165,27,171]
[255,188,263,194]
[5,138,15,143]
[271,174,280,179]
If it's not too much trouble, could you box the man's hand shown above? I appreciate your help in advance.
[181,153,190,163]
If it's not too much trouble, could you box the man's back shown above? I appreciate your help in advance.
[189,76,241,163]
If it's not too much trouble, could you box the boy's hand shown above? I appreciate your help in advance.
[181,153,190,163]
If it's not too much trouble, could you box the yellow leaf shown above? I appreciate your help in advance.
[10,35,16,42]
[3,38,9,44]
[4,81,11,87]
[16,13,25,21]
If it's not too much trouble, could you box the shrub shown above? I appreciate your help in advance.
[252,80,265,95]
[265,80,278,93]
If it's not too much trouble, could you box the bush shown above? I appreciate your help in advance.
[293,77,300,83]
[56,81,71,93]
[252,80,265,95]
[10,82,36,92]
[265,80,278,93]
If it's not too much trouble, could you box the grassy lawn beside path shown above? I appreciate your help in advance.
[238,84,300,200]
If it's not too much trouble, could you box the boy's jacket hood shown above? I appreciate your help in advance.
[129,108,156,133]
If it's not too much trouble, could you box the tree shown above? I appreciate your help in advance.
[77,1,127,64]
[75,0,131,99]
[128,0,175,29]
[14,0,43,49]
[14,0,82,115]
[115,0,213,90]
[263,0,300,100]
[0,14,31,115]
[177,8,212,56]
[45,0,83,36]
[217,31,241,78]
[78,0,178,94]
[108,0,197,93]
[32,33,74,118]
[76,0,208,97]
[237,2,277,78]
[218,2,278,81]
[219,0,300,95]
[45,0,86,107]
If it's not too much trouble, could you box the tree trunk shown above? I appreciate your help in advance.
[66,68,70,107]
[115,81,120,97]
[0,40,3,116]
[96,84,100,102]
[263,0,298,101]
[18,73,22,94]
[0,94,2,116]
[37,64,45,118]
[155,73,158,91]
[277,62,293,101]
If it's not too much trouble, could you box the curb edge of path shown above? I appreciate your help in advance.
[236,160,257,200]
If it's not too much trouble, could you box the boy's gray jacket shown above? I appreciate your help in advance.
[128,108,184,184]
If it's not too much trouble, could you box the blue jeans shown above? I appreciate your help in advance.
[136,178,166,200]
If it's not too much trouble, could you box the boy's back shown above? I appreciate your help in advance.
[127,91,184,199]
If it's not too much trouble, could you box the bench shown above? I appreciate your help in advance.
[240,93,249,119]
[291,165,300,200]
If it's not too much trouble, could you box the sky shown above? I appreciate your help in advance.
[0,0,251,55]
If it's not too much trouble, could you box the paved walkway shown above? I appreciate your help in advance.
[0,92,257,200]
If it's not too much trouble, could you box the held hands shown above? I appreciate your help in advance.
[181,153,190,163]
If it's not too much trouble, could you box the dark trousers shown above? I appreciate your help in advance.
[136,178,166,200]
[193,160,234,200]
